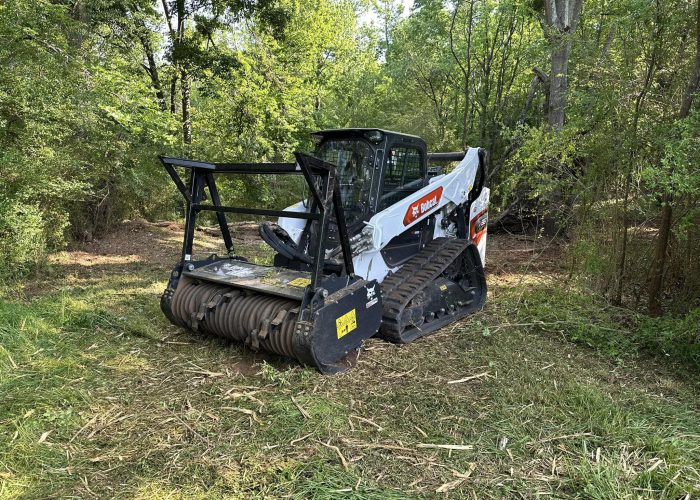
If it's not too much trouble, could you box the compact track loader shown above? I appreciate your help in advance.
[160,129,489,373]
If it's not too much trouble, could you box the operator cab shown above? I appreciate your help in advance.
[312,128,431,266]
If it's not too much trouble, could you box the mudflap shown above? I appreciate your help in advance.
[293,279,382,374]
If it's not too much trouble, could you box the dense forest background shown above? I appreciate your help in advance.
[1,0,699,323]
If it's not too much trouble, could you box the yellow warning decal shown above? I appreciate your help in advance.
[336,309,357,339]
[288,277,311,288]
[439,284,448,292]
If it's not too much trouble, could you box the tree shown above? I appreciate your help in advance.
[647,0,700,316]
[542,0,583,129]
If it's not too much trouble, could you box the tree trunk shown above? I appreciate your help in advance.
[137,31,167,111]
[449,0,474,149]
[543,0,583,130]
[548,41,571,130]
[648,197,673,316]
[541,0,583,236]
[170,74,178,114]
[175,0,191,145]
[181,69,192,145]
[613,172,631,306]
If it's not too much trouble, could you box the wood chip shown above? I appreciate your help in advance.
[436,464,476,493]
[221,407,261,424]
[185,368,224,377]
[38,431,52,444]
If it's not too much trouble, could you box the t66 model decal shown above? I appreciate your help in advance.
[403,186,443,226]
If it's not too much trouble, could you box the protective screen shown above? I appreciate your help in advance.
[315,139,374,225]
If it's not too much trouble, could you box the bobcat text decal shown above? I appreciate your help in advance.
[403,186,443,226]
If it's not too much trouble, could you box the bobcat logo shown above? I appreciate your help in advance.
[366,285,377,301]
[403,186,444,226]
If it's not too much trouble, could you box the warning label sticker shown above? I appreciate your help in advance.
[288,277,311,288]
[336,309,357,339]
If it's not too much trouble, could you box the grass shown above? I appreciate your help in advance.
[0,224,699,498]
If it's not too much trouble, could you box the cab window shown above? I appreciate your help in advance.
[379,147,424,209]
[315,139,373,225]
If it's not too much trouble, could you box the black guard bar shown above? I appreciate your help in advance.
[427,151,467,162]
[159,153,354,288]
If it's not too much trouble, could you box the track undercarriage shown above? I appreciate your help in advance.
[379,238,486,343]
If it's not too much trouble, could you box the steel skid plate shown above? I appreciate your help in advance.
[183,260,312,300]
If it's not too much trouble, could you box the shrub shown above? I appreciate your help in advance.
[0,198,48,278]
[639,309,700,369]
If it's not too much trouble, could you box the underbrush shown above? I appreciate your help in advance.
[498,280,700,372]
[639,309,700,369]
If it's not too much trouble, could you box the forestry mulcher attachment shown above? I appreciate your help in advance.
[160,129,489,373]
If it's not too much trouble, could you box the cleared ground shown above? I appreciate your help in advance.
[1,221,698,498]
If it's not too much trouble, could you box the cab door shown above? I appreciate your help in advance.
[378,144,430,267]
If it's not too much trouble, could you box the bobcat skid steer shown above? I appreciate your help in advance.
[160,129,489,373]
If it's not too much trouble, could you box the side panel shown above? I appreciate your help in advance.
[469,188,489,266]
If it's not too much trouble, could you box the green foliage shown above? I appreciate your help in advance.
[0,200,48,277]
[1,0,698,317]
[639,309,700,368]
[0,0,181,271]
[501,278,700,371]
[643,112,700,200]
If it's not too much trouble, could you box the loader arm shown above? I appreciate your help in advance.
[351,147,489,282]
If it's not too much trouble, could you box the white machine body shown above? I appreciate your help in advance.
[278,147,488,283]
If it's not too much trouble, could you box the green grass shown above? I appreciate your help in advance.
[1,226,699,498]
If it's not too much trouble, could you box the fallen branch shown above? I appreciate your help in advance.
[290,433,313,445]
[446,372,491,384]
[530,432,596,445]
[416,443,473,451]
[317,440,349,469]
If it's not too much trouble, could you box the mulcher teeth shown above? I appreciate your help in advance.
[162,274,382,373]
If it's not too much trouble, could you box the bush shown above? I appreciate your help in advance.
[639,309,700,369]
[0,199,48,278]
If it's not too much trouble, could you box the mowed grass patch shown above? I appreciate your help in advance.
[1,224,699,497]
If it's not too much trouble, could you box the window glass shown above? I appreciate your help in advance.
[380,147,424,209]
[315,139,374,225]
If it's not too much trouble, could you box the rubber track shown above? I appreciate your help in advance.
[379,237,471,342]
